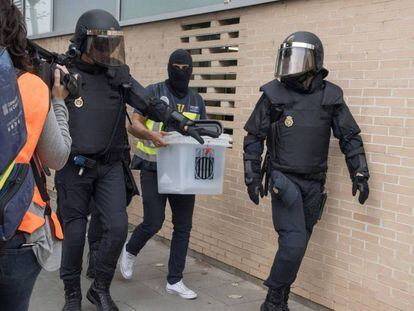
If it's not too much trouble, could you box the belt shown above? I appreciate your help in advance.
[288,172,327,182]
[71,152,123,164]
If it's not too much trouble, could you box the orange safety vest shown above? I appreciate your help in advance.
[15,72,63,239]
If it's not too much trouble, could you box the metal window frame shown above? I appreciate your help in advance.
[29,0,279,40]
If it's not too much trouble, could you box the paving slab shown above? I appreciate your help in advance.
[30,239,315,311]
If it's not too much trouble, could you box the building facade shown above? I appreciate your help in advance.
[33,0,414,310]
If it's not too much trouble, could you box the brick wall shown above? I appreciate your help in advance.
[38,0,414,310]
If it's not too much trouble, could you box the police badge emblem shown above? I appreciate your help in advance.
[285,116,294,127]
[74,97,84,108]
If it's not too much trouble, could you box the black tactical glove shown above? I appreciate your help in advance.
[247,179,264,205]
[186,121,220,144]
[352,175,369,204]
[168,111,220,144]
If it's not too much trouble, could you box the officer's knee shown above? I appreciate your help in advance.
[278,233,308,262]
[280,243,307,263]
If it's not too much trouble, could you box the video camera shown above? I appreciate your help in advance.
[27,40,82,98]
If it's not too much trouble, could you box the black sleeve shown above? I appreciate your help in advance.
[243,95,271,184]
[126,78,171,123]
[133,84,155,115]
[244,94,271,139]
[332,102,370,179]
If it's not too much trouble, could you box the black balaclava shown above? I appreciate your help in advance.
[167,49,193,99]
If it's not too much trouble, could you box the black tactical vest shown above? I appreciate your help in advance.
[261,79,343,174]
[66,62,127,157]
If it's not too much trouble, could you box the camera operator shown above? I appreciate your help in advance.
[0,1,72,311]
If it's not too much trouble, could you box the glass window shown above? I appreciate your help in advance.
[25,0,52,36]
[53,0,118,33]
[121,0,224,21]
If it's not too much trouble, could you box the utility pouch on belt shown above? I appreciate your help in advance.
[269,170,299,208]
[318,191,328,220]
[73,155,97,176]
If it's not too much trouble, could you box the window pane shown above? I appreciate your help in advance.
[121,0,224,21]
[53,0,118,33]
[25,0,52,36]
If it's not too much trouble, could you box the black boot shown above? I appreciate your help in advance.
[62,279,82,311]
[260,287,286,311]
[87,280,119,311]
[86,248,98,279]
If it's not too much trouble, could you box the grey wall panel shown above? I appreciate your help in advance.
[53,0,118,33]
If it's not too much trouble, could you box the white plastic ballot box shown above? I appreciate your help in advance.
[156,132,231,194]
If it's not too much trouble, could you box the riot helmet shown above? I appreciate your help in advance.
[275,31,324,78]
[71,9,125,67]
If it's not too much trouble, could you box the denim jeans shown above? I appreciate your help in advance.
[126,170,195,284]
[0,234,42,311]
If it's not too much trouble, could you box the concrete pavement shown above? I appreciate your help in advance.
[30,239,314,311]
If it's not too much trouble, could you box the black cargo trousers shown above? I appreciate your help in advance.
[55,158,128,283]
[265,172,325,289]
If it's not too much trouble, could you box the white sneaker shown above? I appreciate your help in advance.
[120,243,135,280]
[166,280,198,300]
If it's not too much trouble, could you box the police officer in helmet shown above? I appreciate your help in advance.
[243,31,369,311]
[56,9,205,311]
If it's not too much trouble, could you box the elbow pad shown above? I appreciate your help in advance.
[333,103,361,142]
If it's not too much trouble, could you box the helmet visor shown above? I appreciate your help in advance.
[275,42,316,78]
[85,30,125,67]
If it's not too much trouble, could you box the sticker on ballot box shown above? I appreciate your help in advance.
[195,147,215,180]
